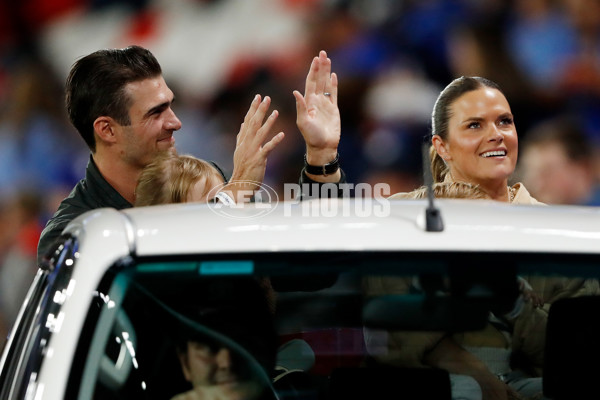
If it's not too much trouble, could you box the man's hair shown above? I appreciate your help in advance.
[523,115,593,163]
[66,45,162,152]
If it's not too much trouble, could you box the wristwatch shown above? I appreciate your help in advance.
[304,153,340,176]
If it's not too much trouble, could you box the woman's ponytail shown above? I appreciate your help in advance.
[429,144,448,183]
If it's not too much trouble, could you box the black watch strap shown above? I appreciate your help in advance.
[304,153,340,176]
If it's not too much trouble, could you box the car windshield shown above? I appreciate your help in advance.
[71,251,599,400]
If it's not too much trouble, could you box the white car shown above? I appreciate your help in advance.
[1,198,599,400]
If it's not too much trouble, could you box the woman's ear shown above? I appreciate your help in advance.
[93,116,117,144]
[432,135,451,161]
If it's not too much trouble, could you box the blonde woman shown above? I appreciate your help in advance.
[368,76,598,400]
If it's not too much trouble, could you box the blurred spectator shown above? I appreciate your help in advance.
[558,0,600,143]
[506,0,600,142]
[360,61,440,187]
[505,0,576,96]
[0,57,88,218]
[383,0,470,85]
[558,0,600,95]
[448,10,551,137]
[517,115,600,206]
[0,191,43,339]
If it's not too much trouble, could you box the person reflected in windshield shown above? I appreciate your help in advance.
[168,277,278,400]
[173,335,263,400]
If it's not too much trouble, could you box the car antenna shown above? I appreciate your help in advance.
[422,137,444,232]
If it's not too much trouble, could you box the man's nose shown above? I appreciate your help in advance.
[165,108,182,131]
[215,348,232,369]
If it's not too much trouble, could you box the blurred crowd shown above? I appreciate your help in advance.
[1,0,600,339]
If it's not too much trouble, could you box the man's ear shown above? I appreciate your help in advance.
[177,350,192,382]
[432,135,451,161]
[93,116,118,144]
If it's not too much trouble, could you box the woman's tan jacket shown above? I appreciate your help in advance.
[363,182,599,375]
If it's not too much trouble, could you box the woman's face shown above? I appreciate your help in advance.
[434,87,518,187]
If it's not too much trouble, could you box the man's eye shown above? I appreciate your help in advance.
[467,122,480,129]
[500,117,514,126]
[190,342,211,351]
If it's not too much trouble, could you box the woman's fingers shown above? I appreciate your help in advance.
[293,90,307,121]
[317,51,331,93]
[329,72,338,104]
[304,57,319,96]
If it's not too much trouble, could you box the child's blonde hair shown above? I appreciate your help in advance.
[394,182,489,200]
[135,153,223,206]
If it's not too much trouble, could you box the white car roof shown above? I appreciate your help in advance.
[31,198,600,399]
[65,198,600,259]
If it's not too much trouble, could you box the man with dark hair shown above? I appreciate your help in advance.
[37,46,344,265]
[171,277,277,400]
[65,46,164,153]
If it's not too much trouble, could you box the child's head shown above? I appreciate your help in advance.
[397,182,490,200]
[135,153,225,206]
